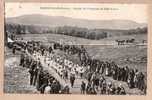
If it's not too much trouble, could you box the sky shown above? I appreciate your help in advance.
[5,3,148,23]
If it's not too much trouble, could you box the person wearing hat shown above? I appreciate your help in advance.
[28,60,37,85]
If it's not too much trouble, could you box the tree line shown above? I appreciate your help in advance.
[5,23,147,40]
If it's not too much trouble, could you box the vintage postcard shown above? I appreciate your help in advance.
[3,2,149,96]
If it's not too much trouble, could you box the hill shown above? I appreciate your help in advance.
[6,14,147,30]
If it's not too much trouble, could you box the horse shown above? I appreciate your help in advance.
[115,40,125,45]
[125,39,135,44]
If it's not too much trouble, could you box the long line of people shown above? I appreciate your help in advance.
[30,41,127,95]
[51,42,147,94]
[29,42,127,95]
[18,40,87,94]
[32,50,85,88]
[11,40,146,95]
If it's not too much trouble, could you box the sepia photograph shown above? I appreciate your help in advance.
[4,3,148,95]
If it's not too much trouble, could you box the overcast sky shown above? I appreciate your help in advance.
[5,3,148,23]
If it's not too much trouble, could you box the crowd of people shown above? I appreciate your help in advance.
[20,51,71,94]
[9,39,146,95]
[13,41,69,94]
[52,42,147,93]
[15,40,87,94]
[84,60,146,92]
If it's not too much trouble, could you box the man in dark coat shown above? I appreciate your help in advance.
[28,61,37,85]
[124,66,129,82]
[81,81,86,94]
[127,69,135,88]
[38,72,50,93]
[70,74,75,88]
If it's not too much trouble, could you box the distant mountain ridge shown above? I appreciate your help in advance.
[6,14,147,30]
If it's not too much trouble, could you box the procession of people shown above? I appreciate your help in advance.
[8,39,146,95]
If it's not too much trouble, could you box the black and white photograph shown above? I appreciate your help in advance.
[4,3,148,95]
